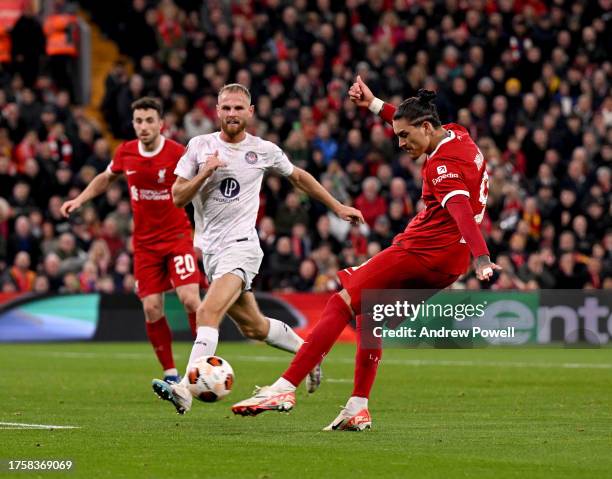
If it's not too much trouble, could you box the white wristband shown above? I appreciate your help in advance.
[368,97,384,114]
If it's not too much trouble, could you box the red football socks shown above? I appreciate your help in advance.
[145,316,175,370]
[352,314,382,398]
[188,312,197,338]
[282,293,354,386]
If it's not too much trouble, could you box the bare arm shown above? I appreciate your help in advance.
[287,167,364,224]
[60,169,119,217]
[172,175,210,208]
[172,150,226,208]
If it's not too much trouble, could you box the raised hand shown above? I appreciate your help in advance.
[348,75,375,108]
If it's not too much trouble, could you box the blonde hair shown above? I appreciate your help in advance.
[218,83,251,103]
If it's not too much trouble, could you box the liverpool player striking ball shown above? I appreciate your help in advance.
[231,78,501,431]
[61,98,201,382]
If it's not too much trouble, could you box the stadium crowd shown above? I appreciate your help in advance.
[0,0,611,295]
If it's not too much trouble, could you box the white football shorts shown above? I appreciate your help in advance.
[202,238,263,291]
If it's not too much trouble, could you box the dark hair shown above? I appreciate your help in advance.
[131,97,163,117]
[393,89,441,127]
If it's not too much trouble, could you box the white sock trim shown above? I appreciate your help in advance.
[271,377,296,392]
[346,396,368,413]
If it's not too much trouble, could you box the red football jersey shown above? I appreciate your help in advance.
[394,123,489,274]
[107,137,193,249]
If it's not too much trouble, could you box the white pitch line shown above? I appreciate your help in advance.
[28,351,182,361]
[0,422,80,430]
[18,351,612,370]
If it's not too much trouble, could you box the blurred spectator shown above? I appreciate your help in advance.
[100,216,125,261]
[292,258,317,292]
[268,236,299,290]
[290,223,311,261]
[86,138,111,173]
[41,252,63,292]
[43,2,80,101]
[11,3,46,87]
[355,177,387,228]
[312,215,341,254]
[4,251,36,292]
[368,215,394,250]
[55,232,86,274]
[555,252,588,289]
[274,191,309,236]
[7,215,41,266]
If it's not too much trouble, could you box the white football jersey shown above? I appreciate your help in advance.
[174,132,294,254]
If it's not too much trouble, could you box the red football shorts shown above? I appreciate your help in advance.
[337,243,462,313]
[133,239,200,299]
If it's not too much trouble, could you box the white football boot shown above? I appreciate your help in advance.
[231,386,296,416]
[152,379,193,415]
[323,407,372,431]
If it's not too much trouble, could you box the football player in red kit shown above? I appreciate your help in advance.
[61,98,201,383]
[232,77,501,430]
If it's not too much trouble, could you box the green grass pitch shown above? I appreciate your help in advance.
[1,342,611,478]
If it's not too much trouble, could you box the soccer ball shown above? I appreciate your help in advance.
[187,355,234,402]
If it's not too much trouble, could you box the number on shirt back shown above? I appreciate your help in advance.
[174,254,196,275]
[474,170,489,224]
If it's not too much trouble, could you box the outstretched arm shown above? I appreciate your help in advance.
[287,167,364,225]
[348,75,396,125]
[60,169,119,217]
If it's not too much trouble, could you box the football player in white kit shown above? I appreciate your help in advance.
[152,83,364,414]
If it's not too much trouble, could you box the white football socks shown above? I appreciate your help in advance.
[264,317,304,354]
[187,326,219,369]
[271,377,297,392]
[346,396,368,413]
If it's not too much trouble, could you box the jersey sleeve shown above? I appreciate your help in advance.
[107,143,125,174]
[174,138,199,180]
[427,156,470,208]
[268,144,295,177]
[380,102,396,125]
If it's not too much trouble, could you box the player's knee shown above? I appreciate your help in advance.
[179,292,200,313]
[143,302,163,322]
